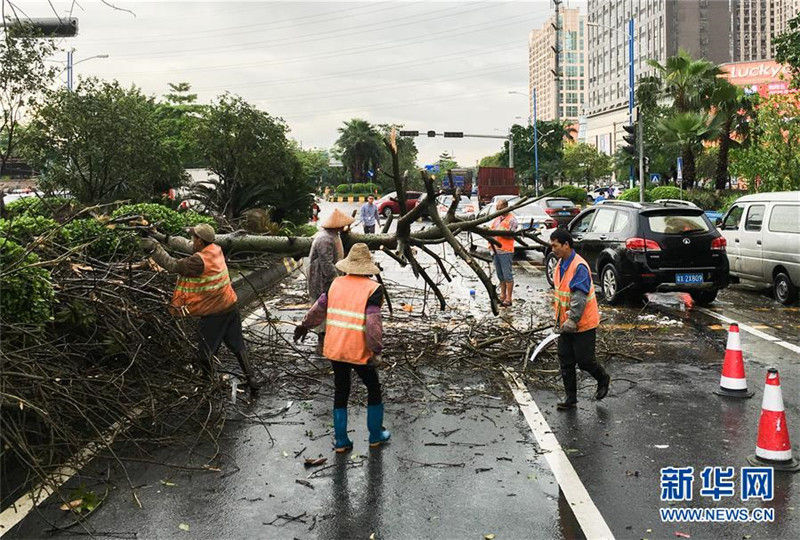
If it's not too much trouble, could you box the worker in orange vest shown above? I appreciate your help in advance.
[141,223,258,393]
[489,198,518,307]
[294,243,390,452]
[549,228,610,410]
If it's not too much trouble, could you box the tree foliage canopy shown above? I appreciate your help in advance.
[0,24,60,176]
[193,93,308,221]
[22,78,186,203]
[775,13,800,88]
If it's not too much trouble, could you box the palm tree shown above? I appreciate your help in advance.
[657,112,721,188]
[334,119,384,183]
[649,50,722,187]
[709,80,754,190]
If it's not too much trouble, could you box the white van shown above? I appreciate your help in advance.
[719,191,800,304]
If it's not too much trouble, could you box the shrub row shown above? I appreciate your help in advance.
[0,238,54,325]
[334,182,380,194]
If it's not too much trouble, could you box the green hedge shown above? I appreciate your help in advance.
[556,185,589,205]
[649,186,683,200]
[111,203,215,235]
[618,188,653,202]
[0,237,54,325]
[63,219,138,261]
[0,216,65,245]
[333,182,380,195]
[4,196,77,219]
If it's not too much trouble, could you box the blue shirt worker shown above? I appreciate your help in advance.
[550,228,610,410]
[360,195,381,234]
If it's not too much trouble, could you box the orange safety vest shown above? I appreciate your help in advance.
[323,275,380,365]
[170,244,237,317]
[553,252,600,332]
[488,213,515,252]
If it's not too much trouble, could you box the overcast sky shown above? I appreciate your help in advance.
[15,1,581,165]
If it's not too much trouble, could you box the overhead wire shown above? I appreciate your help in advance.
[108,2,494,60]
[102,9,536,76]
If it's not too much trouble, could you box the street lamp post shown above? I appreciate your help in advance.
[509,89,539,195]
[66,50,109,91]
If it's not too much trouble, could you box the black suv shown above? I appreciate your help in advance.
[542,200,730,305]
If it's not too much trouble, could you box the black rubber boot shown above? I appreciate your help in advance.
[595,373,611,400]
[558,366,578,410]
[235,350,259,394]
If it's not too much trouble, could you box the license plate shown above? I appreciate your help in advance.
[559,211,570,216]
[676,272,703,284]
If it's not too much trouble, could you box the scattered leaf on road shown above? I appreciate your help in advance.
[674,532,690,538]
[59,499,83,511]
[160,480,176,487]
[485,534,496,540]
[178,523,190,532]
[304,457,327,468]
[295,479,314,490]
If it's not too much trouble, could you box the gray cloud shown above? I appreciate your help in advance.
[22,0,564,164]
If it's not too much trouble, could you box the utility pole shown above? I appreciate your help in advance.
[553,0,563,122]
[533,87,540,197]
[628,17,635,190]
[637,108,645,203]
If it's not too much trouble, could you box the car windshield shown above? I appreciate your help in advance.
[546,199,574,209]
[648,213,710,234]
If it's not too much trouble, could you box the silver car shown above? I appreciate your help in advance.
[719,191,800,304]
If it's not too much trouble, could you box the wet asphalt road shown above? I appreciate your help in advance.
[5,202,800,539]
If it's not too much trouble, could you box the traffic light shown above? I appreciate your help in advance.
[399,130,419,137]
[443,132,463,138]
[427,130,436,137]
[622,123,637,156]
[6,17,79,37]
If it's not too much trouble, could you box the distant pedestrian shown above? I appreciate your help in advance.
[489,199,517,307]
[294,243,391,452]
[549,228,610,410]
[310,199,320,223]
[140,224,258,393]
[307,208,354,350]
[360,195,381,234]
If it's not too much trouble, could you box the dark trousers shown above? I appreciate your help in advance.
[363,224,376,234]
[331,361,382,408]
[557,328,607,400]
[198,308,254,382]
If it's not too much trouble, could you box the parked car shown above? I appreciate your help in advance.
[376,191,423,218]
[718,191,800,305]
[528,197,581,227]
[437,195,476,220]
[540,200,729,305]
[478,196,557,230]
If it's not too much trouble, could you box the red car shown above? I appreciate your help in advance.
[376,191,423,218]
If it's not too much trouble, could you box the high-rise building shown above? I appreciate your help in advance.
[731,0,800,62]
[528,7,587,123]
[585,1,731,158]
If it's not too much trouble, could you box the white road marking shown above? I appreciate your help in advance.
[0,409,142,536]
[502,368,615,540]
[696,307,800,355]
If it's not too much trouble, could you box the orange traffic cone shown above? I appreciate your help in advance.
[714,323,754,398]
[747,368,800,472]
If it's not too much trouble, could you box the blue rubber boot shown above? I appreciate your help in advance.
[333,408,353,453]
[367,404,391,448]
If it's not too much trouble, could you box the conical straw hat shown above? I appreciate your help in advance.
[321,208,355,229]
[335,243,380,275]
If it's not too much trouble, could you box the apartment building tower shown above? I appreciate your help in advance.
[731,0,800,61]
[528,7,587,123]
[585,0,731,156]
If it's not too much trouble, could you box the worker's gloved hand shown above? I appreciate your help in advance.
[560,319,578,334]
[293,325,309,343]
[139,237,159,254]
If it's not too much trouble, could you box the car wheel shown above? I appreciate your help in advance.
[544,252,557,288]
[600,263,624,305]
[382,207,393,219]
[774,272,799,305]
[690,289,718,306]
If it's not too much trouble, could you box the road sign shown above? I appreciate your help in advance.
[650,173,661,183]
[424,164,440,173]
[676,157,683,181]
